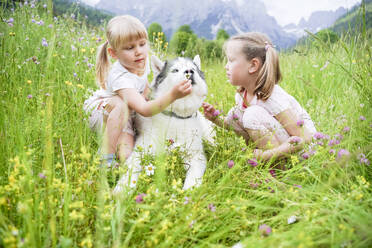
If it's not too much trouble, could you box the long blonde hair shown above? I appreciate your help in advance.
[96,15,148,89]
[225,32,282,101]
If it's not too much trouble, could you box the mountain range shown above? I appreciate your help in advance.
[283,7,348,38]
[91,0,356,48]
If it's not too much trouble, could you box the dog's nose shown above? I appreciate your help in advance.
[184,70,195,84]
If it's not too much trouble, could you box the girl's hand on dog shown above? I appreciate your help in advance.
[171,80,192,99]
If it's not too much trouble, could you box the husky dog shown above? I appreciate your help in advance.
[114,55,214,194]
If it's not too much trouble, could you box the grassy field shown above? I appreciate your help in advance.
[0,2,371,248]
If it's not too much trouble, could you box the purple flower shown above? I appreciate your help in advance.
[232,113,239,120]
[27,94,33,99]
[248,158,258,167]
[37,20,44,26]
[329,149,336,155]
[342,126,350,133]
[360,158,370,165]
[358,153,370,165]
[294,184,302,188]
[359,115,366,121]
[259,224,272,236]
[289,136,302,144]
[8,23,13,27]
[227,160,234,168]
[208,203,216,212]
[296,120,304,127]
[41,38,48,47]
[250,182,259,188]
[8,18,14,24]
[337,149,350,159]
[212,110,221,117]
[301,152,310,160]
[313,132,325,140]
[317,141,324,146]
[328,139,340,147]
[184,196,190,205]
[269,169,276,178]
[38,173,46,179]
[334,134,343,140]
[135,193,146,203]
[309,149,316,155]
[43,4,47,8]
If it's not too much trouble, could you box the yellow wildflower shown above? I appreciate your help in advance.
[77,84,84,89]
[27,80,32,84]
[80,235,93,248]
[0,197,7,206]
[69,209,84,220]
[81,48,86,53]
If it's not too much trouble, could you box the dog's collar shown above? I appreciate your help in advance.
[161,110,197,119]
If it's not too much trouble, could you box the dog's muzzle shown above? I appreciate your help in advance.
[184,70,195,85]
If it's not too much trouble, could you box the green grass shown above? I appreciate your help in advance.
[0,1,371,248]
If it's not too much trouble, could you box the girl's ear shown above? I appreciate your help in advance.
[151,55,165,76]
[248,58,261,74]
[108,47,117,59]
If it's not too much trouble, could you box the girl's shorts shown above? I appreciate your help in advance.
[84,97,135,136]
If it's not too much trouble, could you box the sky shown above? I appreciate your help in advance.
[261,0,361,26]
[81,0,362,26]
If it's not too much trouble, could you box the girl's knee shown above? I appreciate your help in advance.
[109,96,128,115]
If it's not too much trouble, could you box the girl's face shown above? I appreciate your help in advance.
[111,38,149,76]
[224,40,253,88]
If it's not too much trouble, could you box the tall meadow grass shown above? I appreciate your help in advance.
[0,1,371,247]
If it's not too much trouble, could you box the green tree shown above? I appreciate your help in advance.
[216,29,229,41]
[170,31,191,55]
[148,22,164,43]
[315,29,339,44]
[177,25,194,34]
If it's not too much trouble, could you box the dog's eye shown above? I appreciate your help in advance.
[171,69,179,73]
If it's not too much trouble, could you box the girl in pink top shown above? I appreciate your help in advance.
[203,32,316,161]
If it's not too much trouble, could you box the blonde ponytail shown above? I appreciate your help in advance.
[95,41,110,89]
[255,44,281,100]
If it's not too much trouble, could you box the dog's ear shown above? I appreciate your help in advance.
[151,55,165,76]
[193,55,201,70]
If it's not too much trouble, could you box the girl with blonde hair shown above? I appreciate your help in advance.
[84,15,192,166]
[203,32,316,161]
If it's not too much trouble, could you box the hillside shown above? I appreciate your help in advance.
[331,0,372,35]
[53,0,113,26]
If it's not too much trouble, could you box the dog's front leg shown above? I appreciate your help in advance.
[113,154,142,195]
[183,152,206,190]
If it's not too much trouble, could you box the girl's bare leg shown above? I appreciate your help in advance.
[102,96,129,155]
[117,132,134,162]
